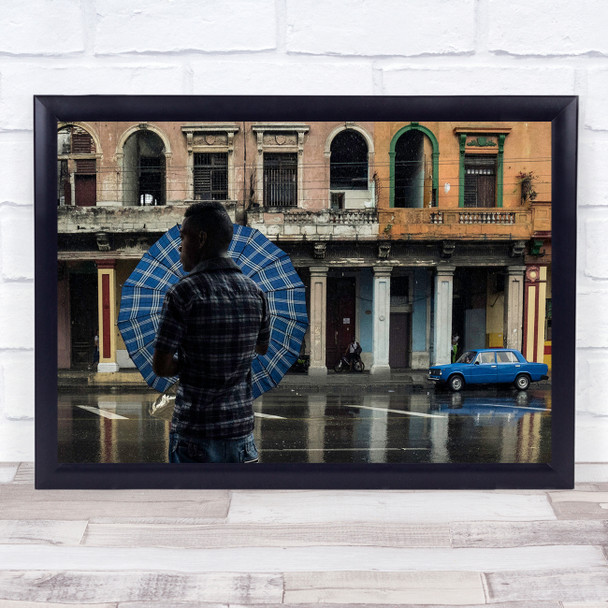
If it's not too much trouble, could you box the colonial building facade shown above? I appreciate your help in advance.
[57,120,552,377]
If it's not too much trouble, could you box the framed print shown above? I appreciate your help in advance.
[35,95,577,489]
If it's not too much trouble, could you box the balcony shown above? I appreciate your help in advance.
[57,202,239,234]
[378,206,541,241]
[247,208,379,240]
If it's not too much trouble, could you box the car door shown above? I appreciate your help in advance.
[466,351,497,384]
[495,350,518,383]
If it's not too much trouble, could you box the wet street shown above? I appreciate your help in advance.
[58,385,551,464]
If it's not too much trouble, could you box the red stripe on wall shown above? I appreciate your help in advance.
[102,274,111,359]
[523,284,531,360]
[533,280,540,360]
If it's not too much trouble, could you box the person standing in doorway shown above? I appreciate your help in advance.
[153,202,270,463]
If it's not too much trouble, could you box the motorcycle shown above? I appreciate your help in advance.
[334,352,365,373]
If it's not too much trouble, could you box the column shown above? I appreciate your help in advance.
[308,266,328,376]
[504,265,526,351]
[432,265,455,365]
[97,260,119,373]
[371,265,392,376]
[523,265,548,362]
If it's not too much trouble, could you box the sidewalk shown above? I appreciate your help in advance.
[58,369,433,392]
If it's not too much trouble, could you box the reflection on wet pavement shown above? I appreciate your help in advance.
[58,387,551,464]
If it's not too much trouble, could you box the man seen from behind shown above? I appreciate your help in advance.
[153,202,270,463]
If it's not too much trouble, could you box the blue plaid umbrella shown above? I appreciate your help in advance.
[118,224,308,397]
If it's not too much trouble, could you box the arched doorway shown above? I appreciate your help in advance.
[122,130,166,206]
[390,124,438,208]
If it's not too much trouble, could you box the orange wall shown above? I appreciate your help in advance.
[374,121,552,210]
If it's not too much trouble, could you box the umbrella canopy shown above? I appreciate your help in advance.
[118,224,308,397]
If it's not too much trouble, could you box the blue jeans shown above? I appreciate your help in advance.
[169,431,259,464]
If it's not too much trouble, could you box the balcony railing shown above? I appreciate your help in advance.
[430,210,518,225]
[380,207,535,240]
[248,207,379,239]
[282,209,378,225]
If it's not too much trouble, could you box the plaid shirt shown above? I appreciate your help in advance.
[155,257,270,439]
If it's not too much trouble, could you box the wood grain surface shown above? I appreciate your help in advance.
[0,463,606,606]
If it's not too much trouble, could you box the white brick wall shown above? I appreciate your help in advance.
[1,0,608,462]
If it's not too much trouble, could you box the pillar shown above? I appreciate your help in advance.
[371,265,392,376]
[432,265,455,365]
[97,259,119,372]
[308,266,328,376]
[504,265,526,351]
[523,265,548,363]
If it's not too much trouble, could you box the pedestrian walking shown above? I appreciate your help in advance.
[153,202,270,463]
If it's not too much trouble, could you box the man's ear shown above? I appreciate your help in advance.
[198,231,207,248]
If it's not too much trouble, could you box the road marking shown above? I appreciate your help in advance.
[261,447,429,452]
[343,404,446,419]
[254,412,286,420]
[77,406,128,420]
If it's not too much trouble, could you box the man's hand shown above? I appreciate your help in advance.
[153,349,179,377]
[255,342,269,356]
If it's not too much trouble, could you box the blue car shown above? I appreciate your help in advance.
[428,348,549,392]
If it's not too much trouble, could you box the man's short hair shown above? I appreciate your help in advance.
[184,202,233,254]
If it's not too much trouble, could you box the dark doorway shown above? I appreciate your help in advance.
[453,267,492,353]
[326,277,356,367]
[389,312,410,368]
[69,271,98,369]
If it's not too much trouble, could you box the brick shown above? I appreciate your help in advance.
[286,0,475,56]
[95,0,276,54]
[0,283,34,349]
[0,133,34,206]
[191,59,374,95]
[381,66,576,96]
[1,1,85,55]
[584,213,608,279]
[585,70,608,131]
[0,64,188,131]
[488,0,608,56]
[0,351,34,420]
[577,356,608,416]
[576,413,608,462]
[0,206,34,280]
[578,136,608,206]
[0,419,33,461]
[577,293,608,348]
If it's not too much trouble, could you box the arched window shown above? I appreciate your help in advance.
[123,130,166,206]
[394,130,431,208]
[57,125,97,207]
[330,130,368,190]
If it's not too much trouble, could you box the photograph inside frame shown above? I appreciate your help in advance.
[56,119,552,466]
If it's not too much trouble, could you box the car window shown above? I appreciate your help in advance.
[497,351,518,363]
[457,351,477,364]
[479,352,495,364]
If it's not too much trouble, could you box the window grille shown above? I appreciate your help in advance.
[464,155,496,207]
[330,130,368,190]
[264,153,297,207]
[194,153,228,201]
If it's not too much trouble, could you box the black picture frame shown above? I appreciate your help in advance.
[35,95,577,489]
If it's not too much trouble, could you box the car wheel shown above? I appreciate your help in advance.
[448,374,464,392]
[514,374,530,391]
